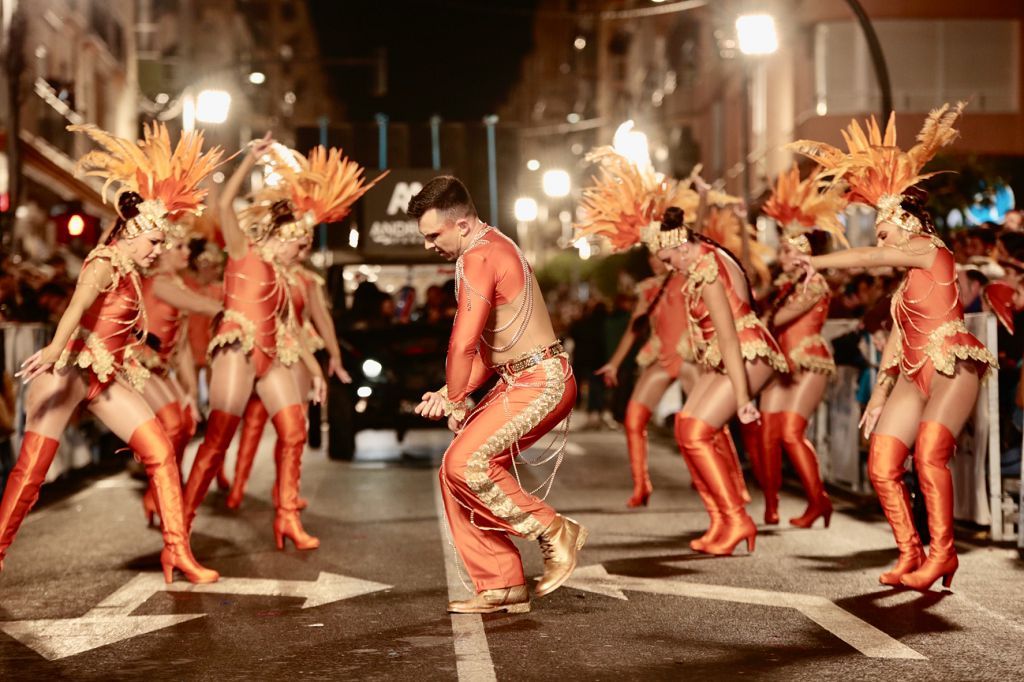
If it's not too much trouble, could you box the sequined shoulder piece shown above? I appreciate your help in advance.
[688,250,719,289]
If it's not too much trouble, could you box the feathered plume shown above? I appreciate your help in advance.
[68,122,227,217]
[788,102,965,207]
[290,145,389,224]
[761,164,849,247]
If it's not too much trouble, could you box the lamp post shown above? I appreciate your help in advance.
[735,13,778,271]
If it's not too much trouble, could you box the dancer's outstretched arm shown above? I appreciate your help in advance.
[703,279,757,423]
[18,259,110,382]
[305,274,349,383]
[153,275,222,316]
[219,133,274,260]
[596,292,653,387]
[860,330,901,437]
[803,243,936,272]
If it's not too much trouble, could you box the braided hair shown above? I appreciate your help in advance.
[899,185,937,235]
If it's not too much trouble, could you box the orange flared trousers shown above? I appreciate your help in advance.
[440,357,576,592]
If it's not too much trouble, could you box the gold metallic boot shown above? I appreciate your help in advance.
[447,585,531,614]
[535,515,588,597]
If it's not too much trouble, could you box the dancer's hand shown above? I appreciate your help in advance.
[447,415,464,433]
[792,253,816,290]
[737,400,761,424]
[310,375,326,405]
[594,362,619,388]
[16,345,59,384]
[859,405,883,439]
[328,356,351,383]
[415,391,447,420]
[249,131,274,157]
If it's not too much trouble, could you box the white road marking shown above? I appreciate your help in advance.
[567,564,926,660]
[433,479,498,682]
[1,572,391,661]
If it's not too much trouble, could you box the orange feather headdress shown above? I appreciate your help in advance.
[761,163,849,253]
[789,102,965,234]
[242,143,389,242]
[68,122,226,238]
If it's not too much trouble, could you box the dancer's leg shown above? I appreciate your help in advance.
[623,365,673,508]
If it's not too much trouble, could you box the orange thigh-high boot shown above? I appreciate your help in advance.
[0,433,60,572]
[143,402,185,527]
[176,402,195,465]
[723,426,753,506]
[129,419,218,584]
[901,422,958,591]
[441,361,584,609]
[226,396,269,510]
[623,401,654,508]
[183,409,242,532]
[759,412,784,524]
[675,413,720,552]
[868,433,924,585]
[677,416,756,556]
[780,412,832,529]
[271,403,319,550]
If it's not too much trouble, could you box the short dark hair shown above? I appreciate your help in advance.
[406,176,477,221]
[963,268,989,287]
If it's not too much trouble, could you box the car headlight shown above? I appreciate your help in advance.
[362,359,383,379]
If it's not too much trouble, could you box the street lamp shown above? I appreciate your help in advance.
[542,169,570,198]
[734,13,779,271]
[613,120,651,170]
[514,196,539,262]
[195,89,232,124]
[514,197,539,222]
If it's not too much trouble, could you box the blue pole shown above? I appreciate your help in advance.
[429,115,442,171]
[375,113,389,170]
[484,114,498,225]
[317,115,329,253]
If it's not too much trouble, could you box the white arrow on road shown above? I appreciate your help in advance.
[0,571,391,661]
[567,564,926,661]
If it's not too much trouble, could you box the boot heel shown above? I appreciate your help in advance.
[162,562,174,584]
[575,527,590,551]
[274,529,285,550]
[823,510,833,529]
[746,534,756,553]
[942,572,955,589]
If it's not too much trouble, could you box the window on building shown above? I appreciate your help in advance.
[815,19,1019,114]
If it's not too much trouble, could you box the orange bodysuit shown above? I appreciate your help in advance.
[773,272,835,375]
[139,274,187,374]
[286,267,326,355]
[185,277,223,370]
[56,245,149,400]
[439,227,575,592]
[882,243,996,395]
[208,244,295,377]
[636,272,693,376]
[683,242,788,374]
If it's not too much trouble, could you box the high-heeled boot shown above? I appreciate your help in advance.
[142,402,184,528]
[780,412,832,529]
[901,422,958,591]
[677,417,756,556]
[175,402,196,467]
[623,401,654,508]
[868,433,924,585]
[128,419,218,584]
[0,432,60,572]
[716,427,752,505]
[226,396,268,510]
[182,410,241,533]
[740,419,775,523]
[675,414,721,551]
[272,404,319,550]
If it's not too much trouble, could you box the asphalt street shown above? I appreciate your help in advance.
[1,423,1022,680]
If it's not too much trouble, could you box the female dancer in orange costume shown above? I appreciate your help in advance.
[647,207,788,556]
[184,139,379,550]
[412,176,585,615]
[0,123,223,583]
[757,165,848,527]
[225,160,357,511]
[793,102,996,590]
[138,219,222,526]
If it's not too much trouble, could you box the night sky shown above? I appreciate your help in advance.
[307,0,539,122]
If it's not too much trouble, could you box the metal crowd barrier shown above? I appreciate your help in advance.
[812,313,1019,542]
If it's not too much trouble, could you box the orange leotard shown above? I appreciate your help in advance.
[56,245,150,400]
[139,274,187,374]
[289,267,326,354]
[447,228,529,405]
[184,276,222,369]
[636,273,693,377]
[773,272,835,375]
[209,244,296,377]
[683,242,788,374]
[882,243,995,395]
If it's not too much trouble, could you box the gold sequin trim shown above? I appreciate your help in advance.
[460,357,565,540]
[688,251,718,288]
[790,335,836,375]
[207,309,256,360]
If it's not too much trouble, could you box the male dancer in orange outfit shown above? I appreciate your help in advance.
[411,176,587,615]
